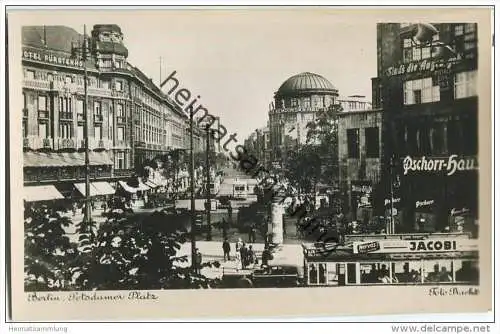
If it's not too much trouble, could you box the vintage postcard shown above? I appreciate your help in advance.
[6,7,493,321]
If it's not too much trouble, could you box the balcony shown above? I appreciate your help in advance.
[134,141,146,148]
[38,110,49,119]
[87,87,112,98]
[113,169,134,178]
[59,112,73,120]
[22,108,28,118]
[94,114,103,123]
[116,116,126,124]
[56,138,76,150]
[23,79,51,90]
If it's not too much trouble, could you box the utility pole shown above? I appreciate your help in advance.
[189,112,196,271]
[389,155,395,234]
[205,124,212,241]
[71,25,93,239]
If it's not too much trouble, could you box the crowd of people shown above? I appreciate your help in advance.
[222,238,258,270]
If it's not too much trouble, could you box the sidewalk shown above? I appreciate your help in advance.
[176,241,304,278]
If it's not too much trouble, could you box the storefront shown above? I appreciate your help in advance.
[398,155,478,234]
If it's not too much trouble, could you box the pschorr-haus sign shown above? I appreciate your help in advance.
[402,155,477,176]
[22,48,84,68]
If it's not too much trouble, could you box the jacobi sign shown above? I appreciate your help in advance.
[353,239,478,254]
[403,155,477,176]
[23,48,84,68]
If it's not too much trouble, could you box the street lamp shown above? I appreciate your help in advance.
[189,113,196,271]
[71,25,93,236]
[205,123,212,241]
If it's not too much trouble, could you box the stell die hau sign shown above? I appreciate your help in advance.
[403,155,477,176]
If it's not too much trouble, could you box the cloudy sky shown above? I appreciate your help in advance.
[15,9,378,139]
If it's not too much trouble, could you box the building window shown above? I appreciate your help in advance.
[76,99,84,114]
[65,76,72,84]
[115,81,123,92]
[431,123,446,154]
[465,23,476,33]
[291,98,298,107]
[23,93,27,109]
[347,128,360,159]
[100,80,111,89]
[454,71,477,99]
[94,125,102,140]
[94,101,102,115]
[116,152,125,169]
[38,95,47,111]
[26,70,35,80]
[77,125,84,142]
[38,122,48,138]
[116,103,124,117]
[117,127,125,141]
[22,120,28,137]
[455,24,464,36]
[365,127,379,158]
[59,123,72,139]
[404,77,440,105]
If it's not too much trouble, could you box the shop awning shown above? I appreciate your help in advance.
[74,182,115,197]
[24,151,113,168]
[118,180,138,193]
[92,182,116,196]
[24,185,65,202]
[145,180,159,188]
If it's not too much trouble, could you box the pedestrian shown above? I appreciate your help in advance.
[240,242,248,269]
[248,223,257,243]
[246,245,255,267]
[235,238,243,266]
[261,246,271,268]
[72,202,77,217]
[222,238,231,261]
[194,248,202,274]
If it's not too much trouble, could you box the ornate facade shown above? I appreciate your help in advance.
[22,24,205,189]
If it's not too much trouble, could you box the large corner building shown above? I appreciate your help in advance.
[21,24,206,195]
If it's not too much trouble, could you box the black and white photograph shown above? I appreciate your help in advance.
[5,7,493,321]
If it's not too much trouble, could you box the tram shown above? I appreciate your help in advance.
[302,233,479,287]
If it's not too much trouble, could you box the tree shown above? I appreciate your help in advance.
[24,203,76,291]
[284,144,322,193]
[24,201,221,291]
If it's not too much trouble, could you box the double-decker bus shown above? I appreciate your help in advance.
[301,233,479,287]
[232,180,249,199]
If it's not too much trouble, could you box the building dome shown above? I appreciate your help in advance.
[276,72,337,97]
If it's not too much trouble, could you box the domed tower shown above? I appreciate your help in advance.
[268,72,338,165]
[91,24,129,70]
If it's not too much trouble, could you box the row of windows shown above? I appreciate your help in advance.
[400,23,477,63]
[24,69,126,91]
[307,260,478,286]
[403,71,477,105]
[394,118,478,156]
[31,120,126,142]
[346,127,380,159]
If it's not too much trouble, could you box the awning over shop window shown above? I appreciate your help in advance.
[24,151,113,168]
[92,182,116,196]
[24,185,65,202]
[118,180,138,193]
[74,182,115,197]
